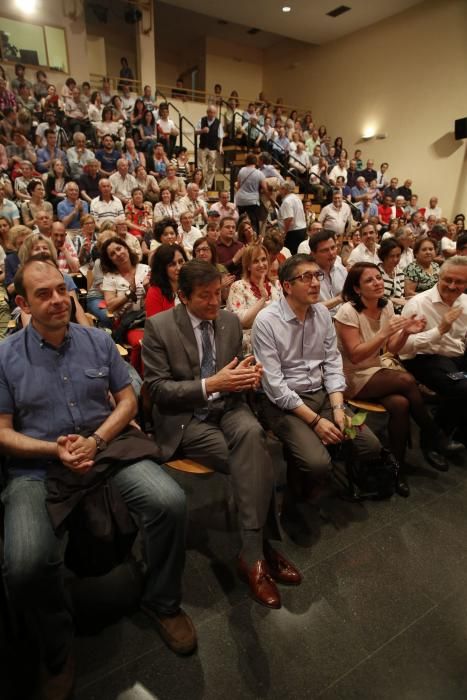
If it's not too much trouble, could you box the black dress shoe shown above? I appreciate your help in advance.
[396,475,410,498]
[423,449,449,472]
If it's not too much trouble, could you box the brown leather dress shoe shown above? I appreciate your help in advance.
[141,605,197,655]
[264,547,302,586]
[237,557,281,609]
[40,652,75,700]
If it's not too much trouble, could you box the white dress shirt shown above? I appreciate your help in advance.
[400,284,467,360]
[347,242,380,267]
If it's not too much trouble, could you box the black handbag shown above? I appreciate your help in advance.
[112,308,146,344]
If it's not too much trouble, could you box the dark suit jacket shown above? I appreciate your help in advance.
[142,304,245,460]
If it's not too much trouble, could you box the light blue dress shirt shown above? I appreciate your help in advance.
[252,295,346,411]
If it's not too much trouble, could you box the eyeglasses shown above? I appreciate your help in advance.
[288,271,324,283]
[195,247,211,253]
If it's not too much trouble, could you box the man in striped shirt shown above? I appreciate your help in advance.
[90,179,124,228]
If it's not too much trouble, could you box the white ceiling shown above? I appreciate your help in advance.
[155,2,290,49]
[156,0,424,45]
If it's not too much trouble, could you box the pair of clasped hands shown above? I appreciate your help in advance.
[57,434,99,474]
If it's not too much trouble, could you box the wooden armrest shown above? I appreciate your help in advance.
[347,399,386,413]
[166,459,215,475]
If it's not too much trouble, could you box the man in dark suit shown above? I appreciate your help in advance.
[142,260,301,609]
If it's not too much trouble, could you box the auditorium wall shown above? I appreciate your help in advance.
[262,0,467,219]
[1,0,89,84]
[205,38,263,105]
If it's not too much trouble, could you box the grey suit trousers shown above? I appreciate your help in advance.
[176,402,276,533]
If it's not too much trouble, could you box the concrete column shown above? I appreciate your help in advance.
[136,2,156,92]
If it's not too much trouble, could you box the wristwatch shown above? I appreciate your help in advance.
[91,432,108,452]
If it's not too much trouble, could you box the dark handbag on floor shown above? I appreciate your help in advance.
[112,308,146,344]
[332,443,398,500]
[349,447,399,500]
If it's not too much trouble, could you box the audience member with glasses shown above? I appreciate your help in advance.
[252,254,382,503]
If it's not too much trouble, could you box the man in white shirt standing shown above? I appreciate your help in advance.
[347,221,380,267]
[196,104,224,190]
[279,181,307,255]
[401,256,467,446]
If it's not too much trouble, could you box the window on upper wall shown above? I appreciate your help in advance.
[0,17,69,72]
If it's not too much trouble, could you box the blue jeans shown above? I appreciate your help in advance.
[1,460,186,670]
[85,296,112,328]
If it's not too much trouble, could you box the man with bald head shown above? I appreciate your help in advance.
[0,260,195,696]
[196,104,224,190]
[51,221,80,273]
[90,178,124,227]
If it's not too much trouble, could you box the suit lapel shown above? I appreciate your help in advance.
[174,305,201,378]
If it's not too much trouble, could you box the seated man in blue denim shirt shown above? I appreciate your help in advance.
[0,260,195,699]
[252,254,381,499]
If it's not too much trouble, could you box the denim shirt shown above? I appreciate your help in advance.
[0,323,130,475]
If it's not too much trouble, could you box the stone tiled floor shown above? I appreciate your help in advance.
[3,439,467,700]
[69,444,467,700]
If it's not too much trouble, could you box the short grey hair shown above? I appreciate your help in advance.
[282,181,296,194]
[440,256,467,271]
[73,131,86,143]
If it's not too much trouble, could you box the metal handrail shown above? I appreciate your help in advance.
[89,72,142,94]
[156,82,310,116]
[180,115,198,167]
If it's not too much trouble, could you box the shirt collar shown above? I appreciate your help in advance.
[429,283,463,309]
[186,308,213,330]
[280,295,314,323]
[27,321,72,351]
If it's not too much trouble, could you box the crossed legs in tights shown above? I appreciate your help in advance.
[354,369,438,465]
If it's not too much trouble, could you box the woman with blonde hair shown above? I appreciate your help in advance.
[16,233,90,327]
[227,243,281,354]
[4,224,30,296]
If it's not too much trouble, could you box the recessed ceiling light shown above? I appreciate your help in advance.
[282,6,291,12]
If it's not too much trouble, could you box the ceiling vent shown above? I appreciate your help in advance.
[326,5,351,18]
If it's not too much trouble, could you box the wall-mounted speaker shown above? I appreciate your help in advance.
[455,117,467,140]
